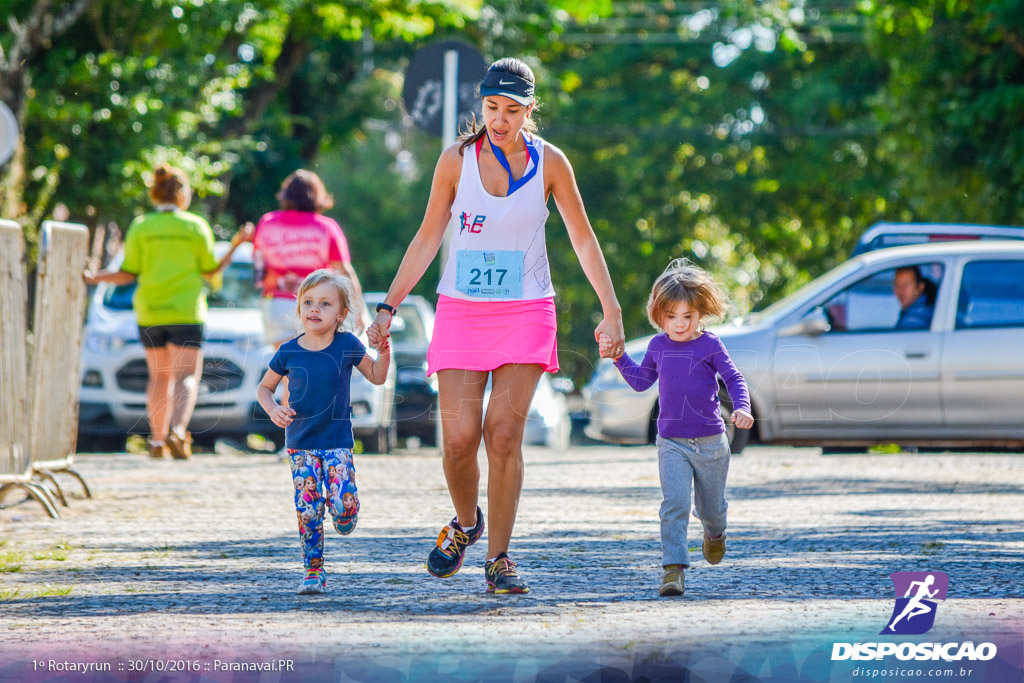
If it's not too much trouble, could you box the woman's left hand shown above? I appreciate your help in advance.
[595,315,625,359]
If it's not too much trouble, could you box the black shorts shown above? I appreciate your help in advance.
[138,324,204,349]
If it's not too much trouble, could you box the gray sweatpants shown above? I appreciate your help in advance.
[656,432,730,567]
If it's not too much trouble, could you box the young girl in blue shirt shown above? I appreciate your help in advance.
[600,259,753,597]
[257,269,390,594]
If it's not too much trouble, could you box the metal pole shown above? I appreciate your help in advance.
[439,49,459,276]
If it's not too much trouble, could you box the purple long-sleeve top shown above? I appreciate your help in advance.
[613,331,751,439]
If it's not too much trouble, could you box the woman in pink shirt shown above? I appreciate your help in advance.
[251,170,366,346]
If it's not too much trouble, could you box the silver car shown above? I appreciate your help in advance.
[585,241,1024,452]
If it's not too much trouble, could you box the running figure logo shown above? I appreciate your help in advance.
[460,212,486,235]
[882,571,949,635]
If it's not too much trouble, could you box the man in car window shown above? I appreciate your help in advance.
[893,266,935,330]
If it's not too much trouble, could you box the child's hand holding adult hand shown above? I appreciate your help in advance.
[731,409,754,430]
[269,404,296,428]
[598,333,622,360]
[367,311,391,348]
[594,317,625,360]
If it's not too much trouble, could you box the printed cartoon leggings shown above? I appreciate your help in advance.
[287,448,360,570]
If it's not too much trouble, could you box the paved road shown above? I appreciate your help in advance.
[1,444,1021,679]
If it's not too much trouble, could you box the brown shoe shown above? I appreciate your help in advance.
[149,441,168,459]
[659,565,685,596]
[166,431,192,460]
[702,533,726,565]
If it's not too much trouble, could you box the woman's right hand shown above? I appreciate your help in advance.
[367,310,392,349]
[233,222,255,246]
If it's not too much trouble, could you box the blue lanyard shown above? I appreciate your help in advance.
[485,131,539,196]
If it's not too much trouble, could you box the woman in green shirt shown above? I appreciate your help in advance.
[86,164,247,459]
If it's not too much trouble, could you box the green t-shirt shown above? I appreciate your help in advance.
[121,210,218,326]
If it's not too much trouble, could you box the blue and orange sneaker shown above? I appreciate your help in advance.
[484,552,529,594]
[296,567,327,595]
[426,506,484,578]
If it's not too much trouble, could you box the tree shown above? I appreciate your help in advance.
[866,0,1024,225]
[1,0,95,224]
[5,0,479,258]
[504,4,904,377]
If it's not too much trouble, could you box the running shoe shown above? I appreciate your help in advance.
[659,565,685,596]
[148,441,167,459]
[702,533,726,565]
[166,431,192,460]
[426,506,484,578]
[484,553,530,594]
[296,568,327,595]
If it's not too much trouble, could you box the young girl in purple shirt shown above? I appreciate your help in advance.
[600,259,753,597]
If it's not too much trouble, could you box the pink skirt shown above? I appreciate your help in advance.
[426,295,559,376]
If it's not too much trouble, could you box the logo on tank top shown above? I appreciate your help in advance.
[459,212,486,235]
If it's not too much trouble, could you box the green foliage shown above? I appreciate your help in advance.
[523,11,902,375]
[14,0,480,239]
[866,0,1024,225]
[6,0,1024,383]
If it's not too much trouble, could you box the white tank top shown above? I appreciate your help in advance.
[437,134,555,302]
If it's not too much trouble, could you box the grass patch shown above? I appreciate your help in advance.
[151,543,175,557]
[0,584,74,601]
[125,434,148,454]
[0,551,25,573]
[33,550,68,562]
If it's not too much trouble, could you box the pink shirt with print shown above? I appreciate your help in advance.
[253,210,351,299]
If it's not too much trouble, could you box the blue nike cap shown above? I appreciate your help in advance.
[479,70,535,105]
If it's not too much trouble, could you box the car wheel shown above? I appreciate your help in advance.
[647,401,660,444]
[362,418,397,454]
[190,432,219,451]
[717,386,751,455]
[75,434,126,453]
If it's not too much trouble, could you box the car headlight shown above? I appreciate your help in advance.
[85,331,127,354]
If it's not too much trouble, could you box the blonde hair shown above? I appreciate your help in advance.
[149,164,190,208]
[295,269,357,332]
[647,258,728,331]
